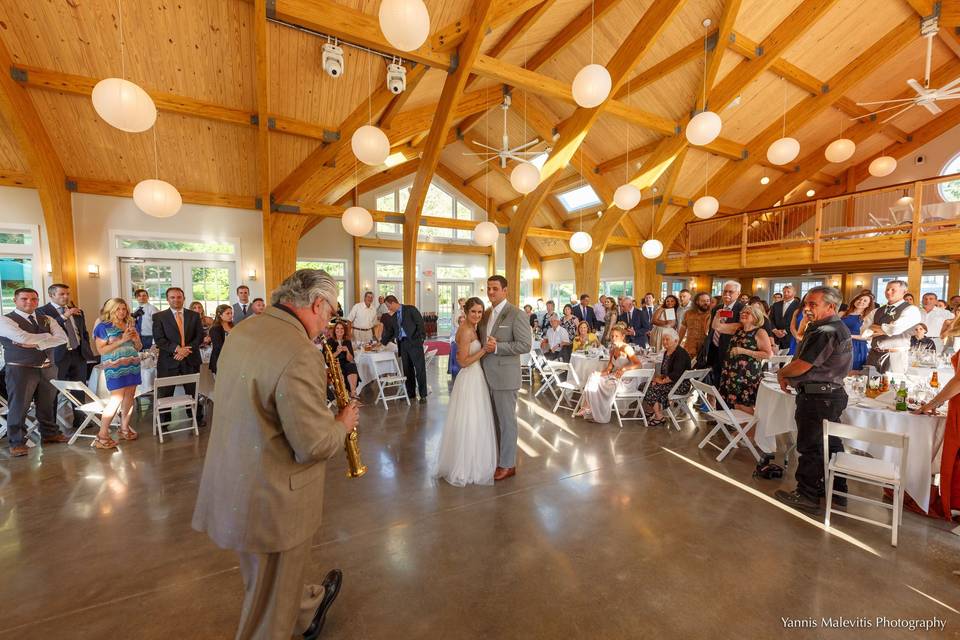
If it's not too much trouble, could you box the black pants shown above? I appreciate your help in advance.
[795,390,848,500]
[56,349,88,428]
[398,340,427,399]
[5,364,59,446]
[157,361,203,420]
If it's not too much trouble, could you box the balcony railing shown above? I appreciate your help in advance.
[679,171,960,263]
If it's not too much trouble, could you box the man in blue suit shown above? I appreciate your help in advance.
[617,296,650,348]
[571,294,599,331]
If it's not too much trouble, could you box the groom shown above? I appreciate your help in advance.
[479,275,533,481]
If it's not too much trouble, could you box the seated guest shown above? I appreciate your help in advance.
[679,292,711,362]
[540,313,570,361]
[715,305,774,413]
[208,304,234,375]
[330,320,360,398]
[92,298,143,448]
[911,323,937,351]
[524,304,539,334]
[643,328,691,426]
[250,298,265,315]
[577,325,643,423]
[571,321,600,352]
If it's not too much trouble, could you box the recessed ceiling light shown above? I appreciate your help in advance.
[806,189,816,197]
[760,175,770,185]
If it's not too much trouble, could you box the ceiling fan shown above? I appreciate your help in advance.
[856,14,960,123]
[463,94,548,169]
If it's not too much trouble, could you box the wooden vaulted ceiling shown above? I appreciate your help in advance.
[0,0,959,262]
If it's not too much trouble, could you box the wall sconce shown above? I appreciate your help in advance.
[87,264,100,278]
[45,263,52,274]
[756,282,763,289]
[247,268,257,281]
[832,280,840,287]
[855,280,863,288]
[426,283,433,292]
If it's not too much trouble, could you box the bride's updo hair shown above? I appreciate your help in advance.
[464,297,485,316]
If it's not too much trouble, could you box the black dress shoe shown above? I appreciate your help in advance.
[418,397,427,404]
[303,569,342,640]
[774,489,822,514]
[831,494,848,508]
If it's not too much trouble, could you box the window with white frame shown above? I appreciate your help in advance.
[375,262,422,305]
[799,280,823,297]
[772,281,794,296]
[0,227,38,314]
[711,279,725,296]
[600,279,634,299]
[873,273,946,300]
[939,151,960,202]
[549,281,575,305]
[296,260,346,308]
[373,181,477,240]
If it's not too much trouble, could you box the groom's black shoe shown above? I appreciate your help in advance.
[303,569,342,640]
[494,467,515,481]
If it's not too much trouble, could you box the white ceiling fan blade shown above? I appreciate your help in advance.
[856,97,920,106]
[938,76,960,93]
[469,141,501,152]
[867,101,922,118]
[880,103,917,123]
[920,101,942,115]
[906,78,926,95]
[508,138,541,153]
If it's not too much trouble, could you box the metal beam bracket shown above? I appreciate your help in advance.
[385,214,404,224]
[705,31,719,52]
[267,117,276,129]
[741,149,749,160]
[250,114,260,126]
[10,67,27,83]
[323,129,341,142]
[64,179,77,192]
[448,52,459,74]
[255,197,263,210]
[455,127,465,140]
[821,83,830,94]
[755,45,764,57]
[265,0,276,19]
[653,196,664,205]
[274,203,301,214]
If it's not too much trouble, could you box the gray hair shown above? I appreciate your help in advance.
[270,269,339,310]
[806,285,843,309]
[546,312,560,323]
[660,327,679,343]
[887,279,907,290]
[723,280,741,292]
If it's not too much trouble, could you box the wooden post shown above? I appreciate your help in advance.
[352,237,361,304]
[740,214,748,268]
[910,180,923,259]
[907,258,923,298]
[840,273,848,299]
[812,199,824,264]
[950,263,960,298]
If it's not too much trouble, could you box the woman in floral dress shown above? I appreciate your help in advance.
[92,297,143,449]
[717,305,774,413]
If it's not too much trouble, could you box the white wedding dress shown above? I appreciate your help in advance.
[434,339,497,486]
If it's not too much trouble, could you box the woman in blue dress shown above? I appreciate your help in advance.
[788,293,809,355]
[92,297,143,449]
[840,292,875,372]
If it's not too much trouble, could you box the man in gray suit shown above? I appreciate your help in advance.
[478,275,533,481]
[232,285,253,323]
[193,270,359,640]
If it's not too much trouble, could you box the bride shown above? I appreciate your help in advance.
[434,297,497,486]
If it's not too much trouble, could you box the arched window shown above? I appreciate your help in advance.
[938,151,960,202]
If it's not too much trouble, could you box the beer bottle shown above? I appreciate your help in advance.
[895,381,908,412]
[931,371,940,388]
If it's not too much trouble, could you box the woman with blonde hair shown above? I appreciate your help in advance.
[714,304,774,413]
[571,320,601,352]
[600,296,618,345]
[92,297,143,449]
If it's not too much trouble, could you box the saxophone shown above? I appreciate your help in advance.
[322,339,367,478]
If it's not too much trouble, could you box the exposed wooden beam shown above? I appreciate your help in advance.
[0,171,34,189]
[379,66,429,129]
[69,177,256,210]
[0,42,77,293]
[611,31,711,101]
[334,158,421,206]
[358,236,493,255]
[464,0,556,91]
[653,147,688,230]
[430,0,545,52]
[525,0,625,71]
[402,0,498,301]
[255,0,282,289]
[698,0,743,111]
[595,141,660,175]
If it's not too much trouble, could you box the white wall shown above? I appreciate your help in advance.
[541,248,634,298]
[858,122,960,191]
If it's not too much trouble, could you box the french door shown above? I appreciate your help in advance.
[120,259,237,315]
[436,281,473,336]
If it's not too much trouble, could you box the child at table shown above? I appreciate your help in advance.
[92,297,143,449]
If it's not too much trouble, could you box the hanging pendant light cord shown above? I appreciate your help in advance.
[152,125,160,179]
[701,22,708,111]
[590,0,595,65]
[625,77,631,184]
[368,52,373,125]
[704,154,709,197]
[117,0,126,79]
[781,76,787,137]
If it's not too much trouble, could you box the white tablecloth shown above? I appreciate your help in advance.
[356,350,400,392]
[569,353,608,386]
[87,363,214,400]
[753,381,946,511]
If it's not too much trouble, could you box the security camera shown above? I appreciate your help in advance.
[322,43,344,78]
[386,62,406,94]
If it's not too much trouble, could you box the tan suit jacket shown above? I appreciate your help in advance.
[192,306,343,553]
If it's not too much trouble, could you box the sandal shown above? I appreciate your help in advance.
[118,428,139,441]
[93,436,118,449]
[649,417,665,426]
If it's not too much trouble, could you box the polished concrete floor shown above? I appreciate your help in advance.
[2,360,960,639]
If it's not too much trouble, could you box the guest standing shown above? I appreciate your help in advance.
[251,298,266,315]
[153,287,205,425]
[642,328,691,425]
[649,294,679,351]
[675,289,692,328]
[578,326,643,424]
[593,295,607,329]
[232,285,253,323]
[599,296,618,345]
[0,288,68,457]
[865,279,921,374]
[714,304,774,413]
[190,301,213,347]
[702,281,744,386]
[380,294,428,402]
[618,296,650,348]
[769,285,800,353]
[92,298,142,448]
[346,291,379,344]
[208,304,234,375]
[132,289,159,349]
[192,269,357,640]
[560,304,579,345]
[330,320,360,399]
[572,294,599,331]
[841,292,874,372]
[788,293,810,355]
[679,292,712,362]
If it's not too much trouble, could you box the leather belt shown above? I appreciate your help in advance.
[797,382,844,394]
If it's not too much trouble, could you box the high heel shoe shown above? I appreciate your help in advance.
[118,427,138,441]
[93,436,118,449]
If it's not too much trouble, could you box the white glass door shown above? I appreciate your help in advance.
[121,259,236,315]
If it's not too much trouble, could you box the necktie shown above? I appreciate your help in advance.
[397,308,406,340]
[175,310,185,347]
[28,314,39,330]
[60,306,79,349]
[242,304,247,314]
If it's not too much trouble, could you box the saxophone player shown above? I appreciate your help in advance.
[193,269,359,640]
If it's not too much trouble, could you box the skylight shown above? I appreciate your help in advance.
[557,185,602,212]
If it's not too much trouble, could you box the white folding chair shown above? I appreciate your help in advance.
[374,356,410,410]
[152,373,200,443]
[823,420,909,547]
[50,380,115,445]
[763,355,793,371]
[692,380,761,462]
[520,352,534,386]
[665,368,712,431]
[423,347,438,368]
[611,368,655,428]
[547,361,582,414]
[533,352,560,400]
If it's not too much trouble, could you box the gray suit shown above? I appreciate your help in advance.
[478,301,533,468]
[233,301,253,323]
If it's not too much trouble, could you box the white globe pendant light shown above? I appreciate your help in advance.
[571,64,611,108]
[378,0,430,52]
[569,231,593,254]
[868,155,897,177]
[351,125,390,166]
[641,238,663,259]
[92,78,157,133]
[341,206,374,236]
[685,111,722,146]
[510,162,540,194]
[613,183,641,210]
[767,137,800,165]
[824,138,856,163]
[473,221,499,247]
[693,195,719,219]
[133,179,181,218]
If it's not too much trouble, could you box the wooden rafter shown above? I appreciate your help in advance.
[379,68,429,130]
[525,0,624,71]
[595,141,660,175]
[610,31,712,101]
[653,147,688,230]
[401,0,498,301]
[430,0,545,52]
[463,0,556,91]
[698,0,743,111]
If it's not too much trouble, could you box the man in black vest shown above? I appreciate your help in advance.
[38,283,97,432]
[769,285,799,352]
[153,287,205,425]
[865,280,921,375]
[0,288,69,456]
[701,280,744,386]
[380,294,427,402]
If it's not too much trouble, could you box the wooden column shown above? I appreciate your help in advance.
[741,278,756,297]
[631,247,660,299]
[907,258,923,297]
[268,213,309,291]
[949,263,960,297]
[254,0,275,291]
[352,237,361,304]
[524,247,543,299]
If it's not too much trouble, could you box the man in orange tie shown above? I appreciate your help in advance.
[153,287,205,426]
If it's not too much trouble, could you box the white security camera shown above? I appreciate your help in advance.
[322,43,344,78]
[386,62,406,94]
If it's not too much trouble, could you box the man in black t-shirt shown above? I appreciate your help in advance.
[774,286,853,514]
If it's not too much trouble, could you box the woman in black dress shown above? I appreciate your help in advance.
[330,320,361,399]
[642,328,692,425]
[208,304,234,375]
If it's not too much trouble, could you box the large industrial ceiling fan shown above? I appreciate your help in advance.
[464,94,548,168]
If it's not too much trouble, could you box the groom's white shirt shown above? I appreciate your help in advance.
[487,299,507,352]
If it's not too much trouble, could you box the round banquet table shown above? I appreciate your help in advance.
[569,352,608,386]
[355,349,401,393]
[753,380,946,512]
[87,364,157,399]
